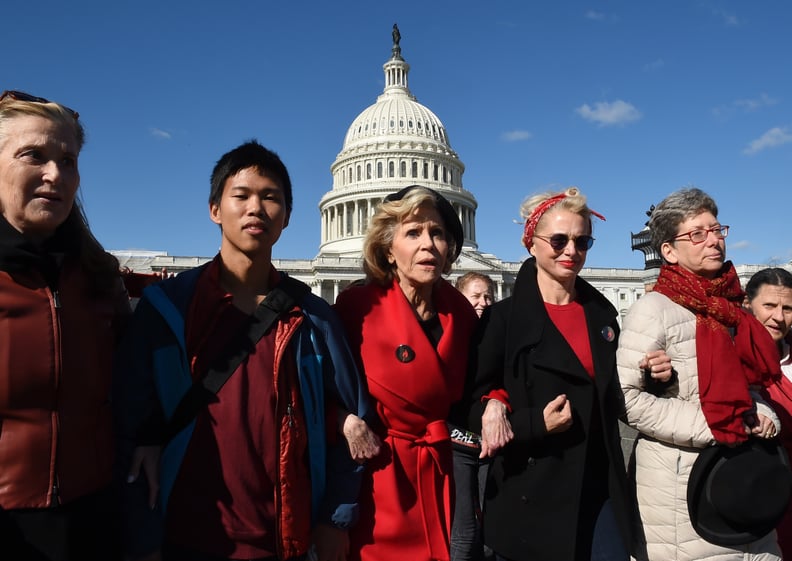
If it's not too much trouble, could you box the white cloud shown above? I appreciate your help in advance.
[501,130,533,142]
[730,240,751,250]
[643,59,665,72]
[714,9,740,27]
[585,10,605,21]
[575,100,642,127]
[743,126,792,155]
[713,93,778,118]
[150,127,172,140]
[734,93,778,111]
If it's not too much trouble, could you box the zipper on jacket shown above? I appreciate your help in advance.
[286,402,295,428]
[51,476,61,507]
[49,288,63,508]
[274,313,301,560]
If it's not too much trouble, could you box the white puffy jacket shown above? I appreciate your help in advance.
[617,291,781,561]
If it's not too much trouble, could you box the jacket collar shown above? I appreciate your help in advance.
[507,258,618,382]
[0,214,78,286]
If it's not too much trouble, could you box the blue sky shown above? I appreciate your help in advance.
[3,0,790,269]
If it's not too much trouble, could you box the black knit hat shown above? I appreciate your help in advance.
[687,438,792,546]
[384,185,464,262]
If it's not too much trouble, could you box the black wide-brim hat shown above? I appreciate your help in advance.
[688,438,792,546]
[384,185,464,262]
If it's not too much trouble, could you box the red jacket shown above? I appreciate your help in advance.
[0,260,129,508]
[335,279,477,561]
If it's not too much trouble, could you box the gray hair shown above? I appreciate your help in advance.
[648,187,718,255]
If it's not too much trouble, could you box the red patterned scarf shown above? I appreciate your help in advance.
[653,262,781,444]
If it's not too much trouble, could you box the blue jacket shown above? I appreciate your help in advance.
[114,262,371,557]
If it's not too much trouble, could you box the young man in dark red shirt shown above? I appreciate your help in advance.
[116,141,370,561]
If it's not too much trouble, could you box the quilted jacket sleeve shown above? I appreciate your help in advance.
[617,293,715,449]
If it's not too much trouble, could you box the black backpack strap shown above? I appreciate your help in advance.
[162,275,311,443]
[202,276,310,393]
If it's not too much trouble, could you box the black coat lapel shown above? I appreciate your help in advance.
[505,258,618,384]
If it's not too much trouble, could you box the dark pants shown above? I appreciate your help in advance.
[588,499,628,561]
[0,486,121,561]
[493,499,627,561]
[163,543,306,561]
[450,448,490,561]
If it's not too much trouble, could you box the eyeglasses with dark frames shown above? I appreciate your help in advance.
[534,233,595,252]
[0,90,79,120]
[669,225,729,245]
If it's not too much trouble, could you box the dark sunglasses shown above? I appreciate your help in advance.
[0,90,79,120]
[534,233,595,252]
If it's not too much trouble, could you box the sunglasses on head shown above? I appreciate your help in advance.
[0,90,79,120]
[534,233,595,252]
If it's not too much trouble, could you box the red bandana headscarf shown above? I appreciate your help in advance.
[653,262,781,445]
[522,193,606,249]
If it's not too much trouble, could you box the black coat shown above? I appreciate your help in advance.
[467,258,633,561]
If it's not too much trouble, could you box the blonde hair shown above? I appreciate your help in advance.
[363,188,457,286]
[520,186,595,248]
[520,186,591,222]
[0,97,85,151]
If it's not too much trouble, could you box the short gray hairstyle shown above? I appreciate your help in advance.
[648,187,718,256]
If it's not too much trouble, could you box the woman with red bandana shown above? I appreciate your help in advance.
[467,187,651,561]
[617,187,782,561]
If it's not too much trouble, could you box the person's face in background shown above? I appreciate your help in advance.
[748,283,792,345]
[460,278,492,317]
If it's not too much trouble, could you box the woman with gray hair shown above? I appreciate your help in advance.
[617,187,783,560]
[334,185,480,561]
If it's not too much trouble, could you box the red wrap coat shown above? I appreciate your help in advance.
[334,278,477,561]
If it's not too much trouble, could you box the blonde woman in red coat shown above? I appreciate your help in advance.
[334,186,478,561]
